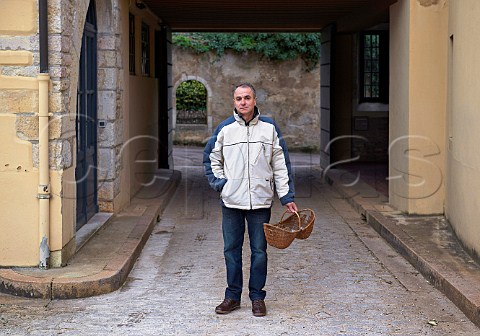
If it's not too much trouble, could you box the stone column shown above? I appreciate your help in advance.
[389,0,448,214]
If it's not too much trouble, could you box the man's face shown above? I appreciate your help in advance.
[233,86,256,119]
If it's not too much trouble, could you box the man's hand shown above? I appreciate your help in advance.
[285,202,298,213]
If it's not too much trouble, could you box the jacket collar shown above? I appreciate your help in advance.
[233,106,260,126]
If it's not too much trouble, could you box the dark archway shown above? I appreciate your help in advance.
[76,0,98,230]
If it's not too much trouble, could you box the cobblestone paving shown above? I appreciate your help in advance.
[0,147,479,335]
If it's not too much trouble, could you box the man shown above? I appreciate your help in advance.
[203,83,297,317]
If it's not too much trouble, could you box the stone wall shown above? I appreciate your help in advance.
[0,0,127,266]
[172,47,321,152]
[0,0,126,212]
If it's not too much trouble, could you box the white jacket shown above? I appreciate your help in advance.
[203,108,295,210]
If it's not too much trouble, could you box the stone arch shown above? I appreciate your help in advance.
[68,0,122,213]
[173,75,213,134]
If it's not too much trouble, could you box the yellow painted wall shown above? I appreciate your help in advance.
[0,115,39,265]
[128,77,159,197]
[0,86,74,266]
[446,0,480,256]
[389,0,447,214]
[0,0,36,35]
[0,0,161,266]
[0,1,40,266]
[125,2,160,200]
[0,51,33,65]
[407,0,448,213]
[0,0,75,266]
[50,168,75,251]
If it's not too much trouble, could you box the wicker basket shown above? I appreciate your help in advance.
[263,209,316,249]
[295,209,315,240]
[263,211,301,249]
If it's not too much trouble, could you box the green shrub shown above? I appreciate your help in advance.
[176,80,207,111]
[173,33,321,71]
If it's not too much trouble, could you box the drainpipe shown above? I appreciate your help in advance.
[38,0,50,269]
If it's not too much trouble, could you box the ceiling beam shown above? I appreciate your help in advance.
[336,0,398,33]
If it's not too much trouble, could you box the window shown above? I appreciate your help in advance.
[129,13,135,75]
[360,31,388,103]
[141,22,150,76]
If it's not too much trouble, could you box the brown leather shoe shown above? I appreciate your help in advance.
[252,299,267,317]
[215,298,241,314]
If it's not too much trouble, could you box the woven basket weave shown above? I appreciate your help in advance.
[295,209,315,240]
[263,209,315,249]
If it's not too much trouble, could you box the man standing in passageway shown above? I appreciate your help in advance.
[203,83,297,317]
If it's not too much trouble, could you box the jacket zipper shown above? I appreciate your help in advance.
[247,124,252,209]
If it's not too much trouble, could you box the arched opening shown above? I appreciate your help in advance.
[173,77,212,146]
[75,0,98,230]
[176,80,207,125]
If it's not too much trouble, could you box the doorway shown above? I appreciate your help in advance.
[76,0,98,230]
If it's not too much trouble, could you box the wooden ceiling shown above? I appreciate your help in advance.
[141,0,395,32]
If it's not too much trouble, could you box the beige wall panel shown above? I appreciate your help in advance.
[0,0,36,35]
[0,115,34,170]
[389,0,447,214]
[446,0,480,255]
[49,169,75,252]
[0,76,38,90]
[61,167,76,249]
[406,0,447,213]
[0,172,39,265]
[0,51,33,65]
[0,114,38,266]
[0,89,38,113]
[127,76,159,197]
[389,0,410,211]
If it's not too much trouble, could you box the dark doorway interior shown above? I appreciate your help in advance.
[76,0,98,230]
[156,27,171,169]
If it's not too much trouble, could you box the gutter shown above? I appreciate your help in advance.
[38,0,50,269]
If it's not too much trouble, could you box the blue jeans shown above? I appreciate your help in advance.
[221,206,271,302]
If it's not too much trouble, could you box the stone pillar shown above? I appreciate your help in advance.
[389,0,448,214]
[96,0,127,213]
[320,24,335,169]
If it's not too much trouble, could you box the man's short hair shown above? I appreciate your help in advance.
[233,83,256,98]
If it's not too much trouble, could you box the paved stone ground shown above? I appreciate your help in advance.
[0,146,478,335]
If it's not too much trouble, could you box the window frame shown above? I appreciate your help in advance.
[359,31,389,104]
[141,22,150,76]
[128,13,135,75]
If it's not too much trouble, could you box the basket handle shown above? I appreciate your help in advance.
[280,210,301,230]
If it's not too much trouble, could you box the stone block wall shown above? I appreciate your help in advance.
[173,47,321,152]
[0,0,128,266]
[1,0,153,214]
[41,0,126,213]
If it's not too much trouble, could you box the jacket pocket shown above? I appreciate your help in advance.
[253,143,272,165]
[253,144,265,164]
[250,176,274,206]
[220,178,247,206]
[252,144,273,177]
